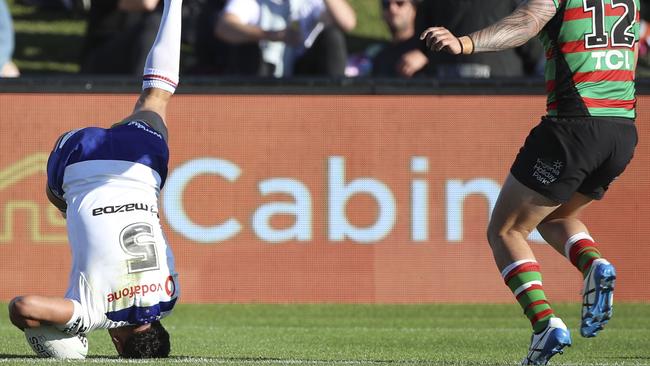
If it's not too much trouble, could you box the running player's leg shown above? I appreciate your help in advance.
[487,174,571,365]
[537,193,615,338]
[535,117,637,339]
[536,193,592,252]
[537,193,604,280]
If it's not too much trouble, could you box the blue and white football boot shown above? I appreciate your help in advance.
[581,258,616,338]
[522,317,572,365]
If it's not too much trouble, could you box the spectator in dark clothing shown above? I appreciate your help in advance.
[80,0,163,75]
[416,0,543,78]
[372,0,427,77]
[188,0,262,75]
[292,23,349,77]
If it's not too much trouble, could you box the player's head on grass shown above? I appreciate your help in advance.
[109,320,170,358]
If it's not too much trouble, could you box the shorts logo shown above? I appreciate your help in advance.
[92,203,157,216]
[532,158,563,185]
[128,120,163,140]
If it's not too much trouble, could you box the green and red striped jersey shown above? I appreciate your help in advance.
[541,0,641,118]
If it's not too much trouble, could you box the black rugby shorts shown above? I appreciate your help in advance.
[510,116,637,203]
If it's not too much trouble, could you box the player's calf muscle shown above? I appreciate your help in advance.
[134,88,171,119]
[8,296,74,330]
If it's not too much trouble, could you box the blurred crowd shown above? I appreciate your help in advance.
[0,0,19,77]
[2,0,650,79]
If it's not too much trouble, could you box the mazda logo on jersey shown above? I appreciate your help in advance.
[92,203,157,216]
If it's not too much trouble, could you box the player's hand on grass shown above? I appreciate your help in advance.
[420,27,462,55]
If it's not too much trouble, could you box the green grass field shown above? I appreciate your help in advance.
[1,303,649,365]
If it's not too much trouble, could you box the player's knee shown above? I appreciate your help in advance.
[10,296,44,320]
[487,223,531,250]
[9,296,32,328]
[10,296,51,330]
[10,297,26,317]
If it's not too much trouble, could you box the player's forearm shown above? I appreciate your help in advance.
[470,0,556,52]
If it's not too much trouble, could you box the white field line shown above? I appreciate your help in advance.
[164,325,523,332]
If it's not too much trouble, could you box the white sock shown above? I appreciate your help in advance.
[564,232,594,259]
[142,0,182,94]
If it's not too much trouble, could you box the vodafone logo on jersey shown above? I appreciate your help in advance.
[107,282,165,303]
[106,275,176,303]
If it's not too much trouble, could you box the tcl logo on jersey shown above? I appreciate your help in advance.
[92,203,157,216]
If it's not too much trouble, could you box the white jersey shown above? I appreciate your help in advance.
[46,121,178,334]
[223,0,326,76]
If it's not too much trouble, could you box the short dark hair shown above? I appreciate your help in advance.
[121,321,170,358]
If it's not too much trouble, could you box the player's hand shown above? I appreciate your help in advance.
[396,50,429,78]
[420,27,462,55]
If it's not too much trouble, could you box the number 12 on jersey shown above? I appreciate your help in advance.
[583,0,637,48]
